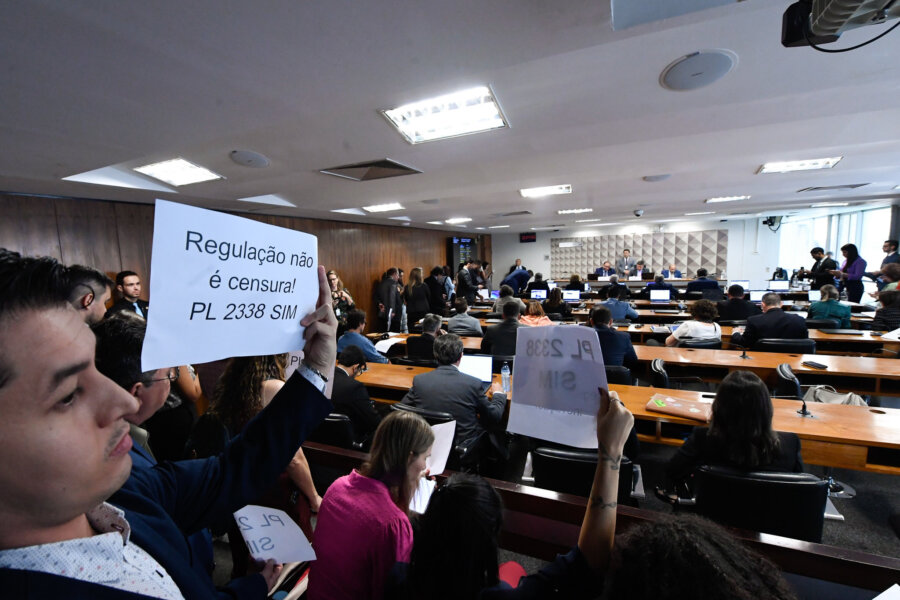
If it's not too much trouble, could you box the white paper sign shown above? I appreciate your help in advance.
[426,420,456,476]
[141,200,318,371]
[507,326,606,448]
[233,505,317,564]
[284,351,305,379]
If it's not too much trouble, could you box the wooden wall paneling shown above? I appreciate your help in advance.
[0,193,62,259]
[54,197,122,275]
[113,202,155,300]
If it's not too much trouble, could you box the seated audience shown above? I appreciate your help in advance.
[65,264,113,325]
[685,268,720,294]
[492,284,526,314]
[542,287,572,319]
[601,285,638,321]
[716,284,761,321]
[520,301,553,327]
[644,274,675,298]
[565,273,584,290]
[402,334,507,458]
[595,260,615,277]
[337,308,389,363]
[602,274,630,300]
[481,301,522,355]
[589,306,638,371]
[448,298,484,337]
[524,272,550,296]
[873,290,900,331]
[0,254,334,598]
[387,392,796,599]
[807,284,850,328]
[661,263,682,279]
[310,412,434,600]
[499,268,532,295]
[664,370,804,496]
[665,299,721,346]
[407,313,443,359]
[731,292,808,348]
[878,262,900,292]
[331,345,381,443]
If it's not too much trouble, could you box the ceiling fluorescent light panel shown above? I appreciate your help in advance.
[558,208,592,215]
[705,195,750,204]
[362,202,404,213]
[757,157,842,174]
[445,217,472,224]
[134,158,223,186]
[520,184,572,198]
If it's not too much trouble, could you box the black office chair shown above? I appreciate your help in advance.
[390,402,454,425]
[484,312,503,319]
[491,355,515,374]
[701,288,725,301]
[678,339,722,349]
[531,447,637,506]
[755,338,816,354]
[605,365,633,385]
[546,312,562,321]
[390,404,483,472]
[694,465,827,543]
[805,318,840,330]
[390,356,439,368]
[718,320,748,327]
[307,413,364,451]
[649,358,704,390]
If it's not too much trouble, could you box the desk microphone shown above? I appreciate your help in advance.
[797,398,814,418]
[730,341,752,360]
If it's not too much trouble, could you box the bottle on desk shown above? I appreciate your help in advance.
[501,362,511,393]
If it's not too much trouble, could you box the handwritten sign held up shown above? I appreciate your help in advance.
[507,326,606,448]
[142,200,317,371]
[233,505,317,564]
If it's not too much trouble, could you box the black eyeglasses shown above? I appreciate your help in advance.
[145,367,179,384]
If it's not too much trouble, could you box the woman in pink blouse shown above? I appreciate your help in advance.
[519,301,554,327]
[309,411,434,600]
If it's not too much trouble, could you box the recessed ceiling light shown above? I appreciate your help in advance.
[445,217,472,225]
[381,85,508,144]
[558,208,592,215]
[133,158,223,186]
[520,184,572,198]
[685,211,715,216]
[705,195,750,204]
[489,225,510,229]
[63,165,176,192]
[388,216,411,221]
[362,202,404,213]
[757,157,842,174]
[475,227,485,230]
[810,202,849,208]
[331,208,367,216]
[575,218,601,223]
[237,194,295,207]
[893,185,900,191]
[426,221,444,225]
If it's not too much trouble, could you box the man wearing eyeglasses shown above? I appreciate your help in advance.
[331,345,381,444]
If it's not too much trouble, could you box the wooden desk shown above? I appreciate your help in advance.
[357,363,900,474]
[633,346,900,396]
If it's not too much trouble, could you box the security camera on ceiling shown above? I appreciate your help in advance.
[633,209,644,217]
[783,0,900,48]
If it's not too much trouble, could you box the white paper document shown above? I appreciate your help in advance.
[409,478,437,513]
[141,200,318,371]
[874,584,900,599]
[507,326,606,448]
[426,421,456,476]
[233,505,316,564]
[374,337,405,353]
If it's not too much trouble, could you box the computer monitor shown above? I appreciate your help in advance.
[489,289,500,299]
[728,280,750,290]
[547,281,557,290]
[477,288,490,300]
[530,289,547,300]
[768,280,790,291]
[807,289,821,302]
[458,355,493,383]
[749,290,766,303]
[562,290,580,302]
[584,283,591,291]
[649,289,671,303]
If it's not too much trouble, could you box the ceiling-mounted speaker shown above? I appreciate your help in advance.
[660,50,737,91]
[230,149,271,168]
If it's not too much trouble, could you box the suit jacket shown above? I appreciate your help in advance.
[524,280,549,295]
[448,312,484,337]
[377,277,402,318]
[424,275,446,315]
[401,365,507,448]
[507,264,527,275]
[0,373,332,599]
[331,367,381,441]
[500,270,530,294]
[406,333,436,359]
[594,266,616,276]
[804,257,838,289]
[661,269,682,279]
[685,277,720,294]
[105,298,149,320]
[481,319,520,355]
[716,298,761,321]
[732,308,808,348]
[602,282,630,300]
[593,325,638,371]
[615,257,636,275]
[457,268,478,303]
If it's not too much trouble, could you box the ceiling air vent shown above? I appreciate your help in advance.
[493,210,533,217]
[796,183,868,192]
[319,158,421,181]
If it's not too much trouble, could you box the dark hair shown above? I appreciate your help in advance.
[454,298,468,313]
[545,287,564,307]
[498,285,514,298]
[810,247,824,254]
[115,270,138,287]
[840,244,860,266]
[707,371,781,469]
[502,301,520,319]
[654,275,664,285]
[66,264,113,304]
[728,284,744,297]
[92,313,150,390]
[434,333,464,365]
[430,266,444,277]
[346,308,367,330]
[591,305,612,326]
[636,260,645,266]
[607,285,622,300]
[624,248,631,253]
[761,292,782,308]
[385,267,399,278]
[689,299,718,322]
[408,474,503,600]
[338,345,366,368]
[606,514,797,599]
[534,272,544,281]
[886,240,899,251]
[882,262,900,282]
[569,273,581,285]
[696,268,708,278]
[879,290,900,308]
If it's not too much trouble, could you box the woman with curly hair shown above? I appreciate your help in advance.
[328,269,355,336]
[664,298,720,346]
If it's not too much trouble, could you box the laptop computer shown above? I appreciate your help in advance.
[807,289,821,302]
[649,289,671,303]
[587,273,600,281]
[530,289,547,300]
[768,280,790,291]
[489,289,500,299]
[477,289,490,301]
[458,354,494,390]
[562,290,581,303]
[749,290,766,303]
[642,270,655,281]
[728,279,750,290]
[547,281,557,290]
[819,329,864,335]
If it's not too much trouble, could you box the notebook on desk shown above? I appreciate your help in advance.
[819,329,865,335]
[652,309,679,314]
[646,394,712,422]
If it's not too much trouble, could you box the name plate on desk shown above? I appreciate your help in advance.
[507,326,605,448]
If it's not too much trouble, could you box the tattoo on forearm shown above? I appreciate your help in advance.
[590,495,617,509]
[598,441,622,470]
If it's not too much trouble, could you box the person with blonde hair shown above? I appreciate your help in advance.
[520,300,553,327]
[309,411,434,600]
[403,266,432,332]
[327,269,355,335]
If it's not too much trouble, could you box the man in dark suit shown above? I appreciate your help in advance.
[731,292,808,348]
[643,275,675,299]
[716,284,761,321]
[661,263,683,279]
[332,345,381,443]
[406,313,443,359]
[594,261,616,277]
[506,258,526,275]
[615,249,637,278]
[500,268,532,295]
[589,306,638,371]
[524,272,550,296]
[685,268,720,294]
[481,301,521,355]
[601,275,630,300]
[424,266,448,315]
[798,247,838,290]
[402,334,507,452]
[457,260,481,304]
[377,267,402,331]
[105,270,150,319]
